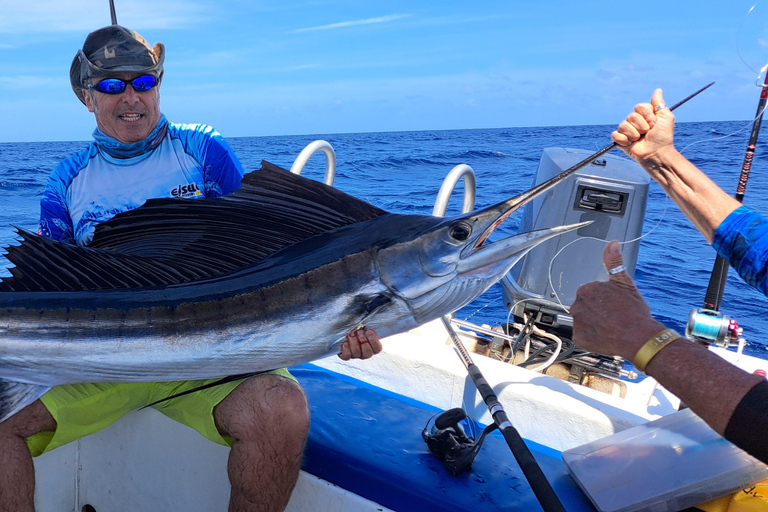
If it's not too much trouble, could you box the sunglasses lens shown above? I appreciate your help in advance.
[132,75,157,92]
[97,79,127,94]
[91,75,157,94]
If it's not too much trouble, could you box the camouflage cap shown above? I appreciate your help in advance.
[70,25,165,104]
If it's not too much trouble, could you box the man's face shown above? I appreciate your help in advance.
[83,72,161,144]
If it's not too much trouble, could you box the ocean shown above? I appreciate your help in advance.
[2,122,768,360]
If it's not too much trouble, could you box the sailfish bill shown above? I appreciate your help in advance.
[0,161,588,423]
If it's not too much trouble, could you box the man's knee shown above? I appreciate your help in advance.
[214,375,309,444]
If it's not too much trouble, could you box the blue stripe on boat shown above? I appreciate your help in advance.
[292,363,596,512]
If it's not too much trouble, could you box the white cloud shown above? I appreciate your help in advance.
[410,14,502,28]
[282,63,322,71]
[289,14,411,34]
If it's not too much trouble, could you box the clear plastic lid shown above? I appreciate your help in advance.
[562,408,768,512]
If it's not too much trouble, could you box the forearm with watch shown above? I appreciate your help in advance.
[631,325,766,462]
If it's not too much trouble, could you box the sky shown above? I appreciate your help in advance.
[1,0,768,142]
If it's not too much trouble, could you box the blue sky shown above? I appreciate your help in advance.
[1,0,768,142]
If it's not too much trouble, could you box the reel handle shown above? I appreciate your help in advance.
[434,407,467,430]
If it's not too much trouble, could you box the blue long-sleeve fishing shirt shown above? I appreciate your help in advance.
[713,206,768,465]
[712,206,768,297]
[39,114,244,245]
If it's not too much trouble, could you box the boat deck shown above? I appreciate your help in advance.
[296,363,596,511]
[33,361,597,511]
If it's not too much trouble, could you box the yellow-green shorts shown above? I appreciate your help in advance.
[26,368,295,457]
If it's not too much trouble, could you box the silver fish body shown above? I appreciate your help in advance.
[0,163,588,421]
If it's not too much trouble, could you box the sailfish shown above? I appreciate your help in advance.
[0,161,588,422]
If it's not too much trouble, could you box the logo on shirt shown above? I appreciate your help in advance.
[171,182,203,198]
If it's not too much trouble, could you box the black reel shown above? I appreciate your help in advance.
[422,407,498,476]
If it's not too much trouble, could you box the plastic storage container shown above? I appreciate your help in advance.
[562,408,768,512]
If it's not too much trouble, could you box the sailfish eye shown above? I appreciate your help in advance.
[449,222,472,241]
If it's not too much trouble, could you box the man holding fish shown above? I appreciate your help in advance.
[571,89,768,468]
[0,25,382,512]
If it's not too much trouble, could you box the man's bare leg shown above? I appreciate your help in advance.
[0,400,56,512]
[214,374,310,512]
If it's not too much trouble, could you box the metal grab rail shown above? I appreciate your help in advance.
[290,140,337,186]
[432,164,476,216]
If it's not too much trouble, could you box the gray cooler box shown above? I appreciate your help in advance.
[501,147,650,331]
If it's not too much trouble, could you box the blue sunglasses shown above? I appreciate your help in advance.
[86,75,158,95]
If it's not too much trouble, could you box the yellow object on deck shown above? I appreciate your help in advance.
[696,482,768,512]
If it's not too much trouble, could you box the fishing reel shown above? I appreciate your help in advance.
[422,407,497,476]
[686,308,743,348]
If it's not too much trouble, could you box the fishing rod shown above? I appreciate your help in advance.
[109,0,118,25]
[687,73,768,347]
[440,316,567,512]
[704,73,768,310]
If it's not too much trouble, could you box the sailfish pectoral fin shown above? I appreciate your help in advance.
[327,293,393,351]
[328,336,349,351]
[0,379,50,424]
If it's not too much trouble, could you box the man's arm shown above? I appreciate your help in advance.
[40,190,74,242]
[571,242,767,462]
[615,89,768,296]
[199,132,244,196]
[570,90,768,464]
[38,152,92,244]
[612,89,742,244]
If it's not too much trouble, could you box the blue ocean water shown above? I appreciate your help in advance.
[1,122,767,360]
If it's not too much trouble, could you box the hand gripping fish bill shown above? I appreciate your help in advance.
[0,162,589,423]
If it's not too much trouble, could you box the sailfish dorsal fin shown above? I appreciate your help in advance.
[0,162,387,292]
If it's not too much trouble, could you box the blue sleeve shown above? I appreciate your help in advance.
[712,206,768,296]
[169,123,245,197]
[39,147,94,244]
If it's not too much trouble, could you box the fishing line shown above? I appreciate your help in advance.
[544,193,670,313]
[139,371,266,409]
[675,2,768,155]
[461,84,720,323]
[461,182,669,320]
[461,302,491,321]
[542,78,768,311]
[735,3,761,76]
[676,84,768,155]
[540,91,768,307]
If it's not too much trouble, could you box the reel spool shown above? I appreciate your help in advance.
[686,308,742,348]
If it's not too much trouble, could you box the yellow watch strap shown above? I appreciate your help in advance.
[633,328,680,373]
